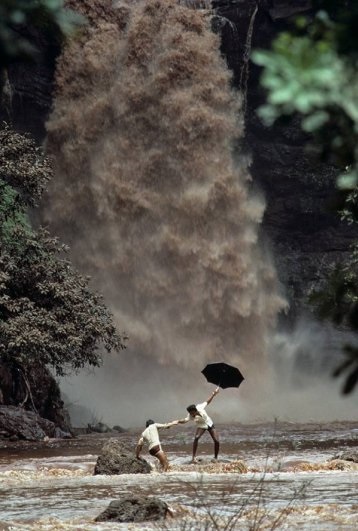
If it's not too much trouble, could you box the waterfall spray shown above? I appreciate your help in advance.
[45,0,285,424]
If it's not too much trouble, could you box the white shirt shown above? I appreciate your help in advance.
[138,422,173,451]
[184,402,214,429]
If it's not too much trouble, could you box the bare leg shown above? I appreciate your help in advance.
[208,427,220,459]
[155,450,169,471]
[192,428,206,462]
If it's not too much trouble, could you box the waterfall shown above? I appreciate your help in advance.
[45,0,285,424]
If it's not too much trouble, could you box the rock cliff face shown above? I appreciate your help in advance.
[213,0,358,314]
[1,0,357,315]
[0,362,71,434]
[0,26,59,141]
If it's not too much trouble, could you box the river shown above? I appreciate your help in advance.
[0,421,357,529]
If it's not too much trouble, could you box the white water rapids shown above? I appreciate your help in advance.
[0,421,357,529]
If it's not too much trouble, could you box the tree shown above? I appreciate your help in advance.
[0,123,51,202]
[0,124,126,377]
[252,2,358,190]
[252,0,358,393]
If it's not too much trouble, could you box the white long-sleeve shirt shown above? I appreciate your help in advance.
[138,422,175,450]
[183,402,214,429]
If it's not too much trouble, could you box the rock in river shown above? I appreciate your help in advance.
[94,438,152,475]
[0,405,56,441]
[95,496,169,523]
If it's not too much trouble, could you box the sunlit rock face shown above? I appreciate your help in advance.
[44,0,284,384]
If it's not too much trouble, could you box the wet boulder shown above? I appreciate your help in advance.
[94,438,152,475]
[54,426,72,439]
[0,405,56,441]
[95,496,169,523]
[112,424,126,433]
[87,422,112,433]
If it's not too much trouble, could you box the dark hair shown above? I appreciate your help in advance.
[186,404,197,413]
[146,419,155,427]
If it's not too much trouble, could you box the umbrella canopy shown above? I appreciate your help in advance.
[201,362,244,389]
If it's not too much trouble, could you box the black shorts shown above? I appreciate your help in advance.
[202,424,215,431]
[149,444,161,456]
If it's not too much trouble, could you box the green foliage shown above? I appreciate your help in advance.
[0,124,126,375]
[0,124,52,206]
[333,345,358,395]
[252,8,358,190]
[0,0,84,66]
[0,227,125,376]
[0,123,52,245]
[0,179,31,243]
[310,263,358,393]
[253,1,358,393]
[310,265,358,328]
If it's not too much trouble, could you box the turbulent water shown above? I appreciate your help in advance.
[45,0,285,410]
[0,421,357,529]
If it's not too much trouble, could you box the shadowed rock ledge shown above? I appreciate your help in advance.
[0,405,56,441]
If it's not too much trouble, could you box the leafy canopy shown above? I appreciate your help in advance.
[0,124,126,376]
[252,1,358,393]
[252,6,358,190]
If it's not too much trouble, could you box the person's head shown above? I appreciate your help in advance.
[146,419,155,428]
[186,404,198,417]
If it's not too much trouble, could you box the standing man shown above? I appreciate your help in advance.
[135,419,178,471]
[178,387,220,463]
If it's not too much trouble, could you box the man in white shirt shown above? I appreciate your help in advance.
[178,387,220,463]
[135,419,178,471]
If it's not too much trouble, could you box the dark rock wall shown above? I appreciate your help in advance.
[214,0,358,314]
[0,362,71,431]
[0,26,60,141]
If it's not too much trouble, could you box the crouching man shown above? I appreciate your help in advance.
[136,419,178,471]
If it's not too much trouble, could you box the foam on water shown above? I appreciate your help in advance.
[0,422,357,529]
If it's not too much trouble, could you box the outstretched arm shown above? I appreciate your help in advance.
[177,417,190,424]
[157,420,180,429]
[206,387,219,405]
[135,437,144,459]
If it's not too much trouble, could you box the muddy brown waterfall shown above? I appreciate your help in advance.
[44,0,285,424]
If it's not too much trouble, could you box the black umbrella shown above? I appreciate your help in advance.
[201,362,244,389]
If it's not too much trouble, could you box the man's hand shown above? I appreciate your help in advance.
[211,387,220,398]
[207,386,220,405]
[165,420,179,428]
